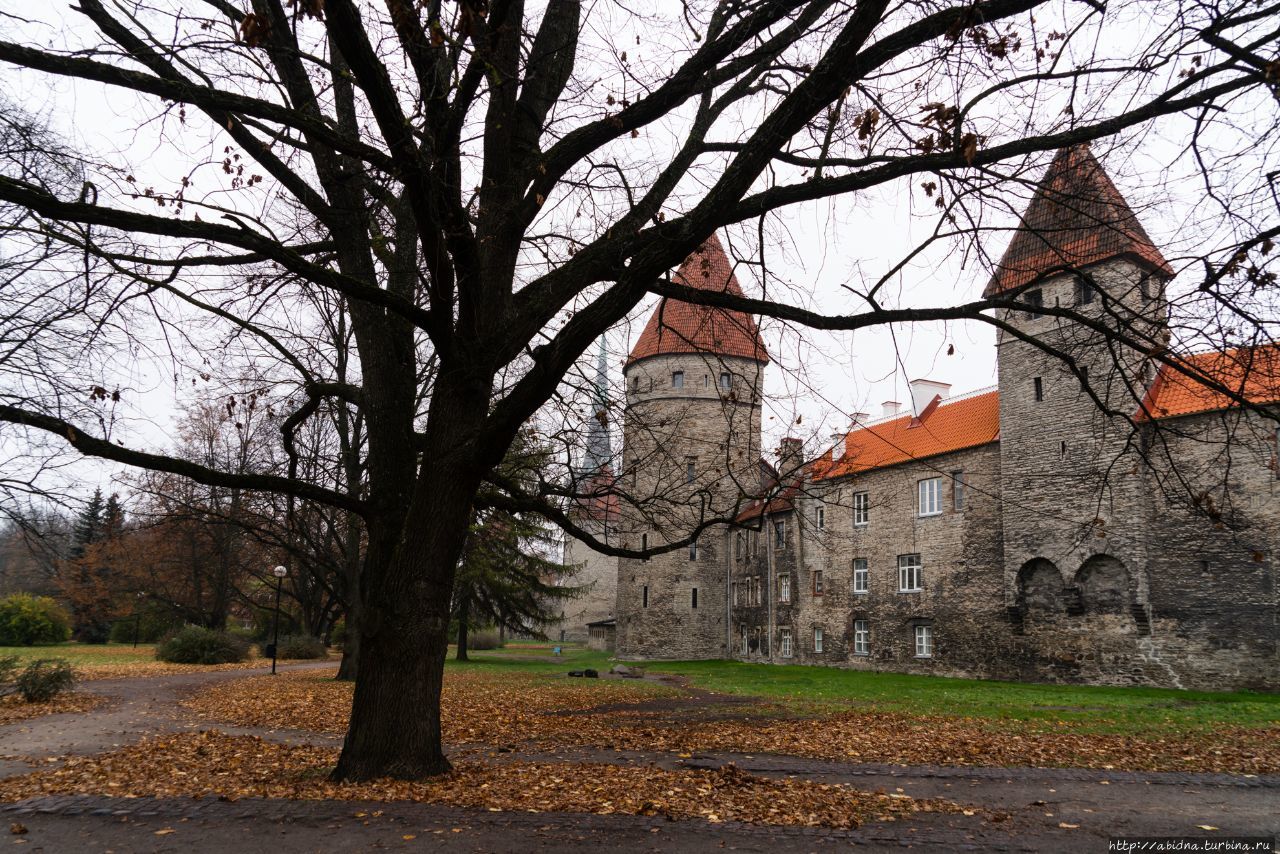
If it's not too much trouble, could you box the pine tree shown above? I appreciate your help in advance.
[453,431,580,660]
[69,489,105,560]
[62,489,124,642]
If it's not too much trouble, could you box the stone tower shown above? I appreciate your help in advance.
[990,144,1174,630]
[614,234,769,660]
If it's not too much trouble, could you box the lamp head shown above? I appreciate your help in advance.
[272,565,288,578]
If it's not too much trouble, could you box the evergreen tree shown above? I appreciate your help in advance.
[68,489,105,560]
[62,489,123,643]
[453,432,580,661]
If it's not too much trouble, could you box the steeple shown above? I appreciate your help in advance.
[580,336,613,476]
[627,233,770,366]
[985,144,1173,297]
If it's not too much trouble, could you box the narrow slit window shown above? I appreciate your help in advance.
[691,587,698,609]
[1033,377,1043,401]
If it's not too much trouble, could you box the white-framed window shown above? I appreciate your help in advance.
[774,520,786,548]
[780,627,793,658]
[813,627,824,653]
[914,624,934,658]
[671,370,684,389]
[898,554,923,592]
[852,558,869,594]
[779,573,791,603]
[719,372,731,390]
[688,539,698,560]
[741,625,749,655]
[812,570,824,596]
[853,620,869,656]
[918,477,942,517]
[816,505,825,529]
[853,491,869,526]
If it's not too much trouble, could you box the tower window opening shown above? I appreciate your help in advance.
[1075,277,1095,305]
[1033,377,1043,401]
[642,585,649,608]
[1023,289,1043,319]
[719,372,731,390]
[691,587,698,609]
[671,370,684,389]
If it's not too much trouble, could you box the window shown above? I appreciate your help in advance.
[852,558,869,594]
[688,539,698,561]
[750,576,759,605]
[780,627,793,658]
[686,460,695,484]
[853,620,869,656]
[813,627,824,653]
[1074,276,1094,305]
[774,520,786,548]
[1079,366,1089,390]
[898,554,923,592]
[632,375,640,392]
[735,532,744,558]
[918,477,942,517]
[952,471,966,511]
[703,374,709,387]
[731,581,739,605]
[719,372,731,390]
[1023,288,1043,319]
[779,574,791,603]
[691,587,698,609]
[642,585,649,608]
[853,491,869,526]
[641,533,647,553]
[1033,376,1043,401]
[914,625,934,658]
[816,505,825,529]
[812,570,824,596]
[671,370,684,389]
[741,625,749,655]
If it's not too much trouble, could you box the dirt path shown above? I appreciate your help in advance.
[0,665,1275,850]
[0,661,338,777]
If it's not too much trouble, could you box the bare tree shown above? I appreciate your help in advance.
[0,0,1276,781]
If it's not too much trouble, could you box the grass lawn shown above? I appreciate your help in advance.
[0,642,159,666]
[457,643,1279,736]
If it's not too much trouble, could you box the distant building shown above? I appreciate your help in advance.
[564,145,1279,691]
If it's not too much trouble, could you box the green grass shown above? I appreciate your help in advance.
[448,643,1280,736]
[0,642,159,666]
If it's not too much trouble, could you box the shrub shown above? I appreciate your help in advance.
[14,659,76,702]
[329,619,346,649]
[155,626,249,664]
[0,594,72,646]
[467,628,503,650]
[275,635,326,660]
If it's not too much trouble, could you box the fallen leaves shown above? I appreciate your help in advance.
[0,731,969,829]
[0,692,104,726]
[181,670,1280,775]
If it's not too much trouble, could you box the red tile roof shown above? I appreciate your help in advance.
[627,233,770,366]
[1138,344,1280,421]
[817,390,1001,480]
[571,467,620,523]
[733,483,799,524]
[985,144,1173,297]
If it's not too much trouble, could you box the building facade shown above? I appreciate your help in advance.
[564,145,1279,691]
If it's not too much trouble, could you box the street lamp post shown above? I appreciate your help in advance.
[133,592,146,649]
[269,565,287,675]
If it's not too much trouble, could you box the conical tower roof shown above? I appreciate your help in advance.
[627,233,770,366]
[985,144,1173,297]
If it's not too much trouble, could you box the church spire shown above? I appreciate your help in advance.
[579,336,613,476]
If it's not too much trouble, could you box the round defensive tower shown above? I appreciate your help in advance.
[614,234,770,660]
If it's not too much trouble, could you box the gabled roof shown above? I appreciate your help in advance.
[1138,344,1280,421]
[627,233,770,366]
[986,144,1173,297]
[816,389,1001,480]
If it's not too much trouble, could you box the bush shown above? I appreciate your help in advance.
[108,605,179,644]
[329,619,346,649]
[155,626,249,664]
[0,594,72,646]
[467,628,503,650]
[14,659,76,702]
[275,635,326,660]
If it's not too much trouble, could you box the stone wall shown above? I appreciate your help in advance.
[550,522,619,644]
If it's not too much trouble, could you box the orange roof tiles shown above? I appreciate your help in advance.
[1139,344,1280,421]
[627,233,769,366]
[818,390,1001,480]
[986,144,1173,297]
[571,468,620,523]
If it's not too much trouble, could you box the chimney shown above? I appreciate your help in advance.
[881,400,901,417]
[850,411,870,425]
[777,437,803,473]
[908,379,952,416]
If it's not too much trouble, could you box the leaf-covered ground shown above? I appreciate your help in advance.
[183,669,1280,774]
[0,692,104,726]
[0,730,968,829]
[0,642,338,681]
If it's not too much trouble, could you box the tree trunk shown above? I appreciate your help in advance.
[332,372,489,781]
[455,593,469,662]
[336,599,361,681]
